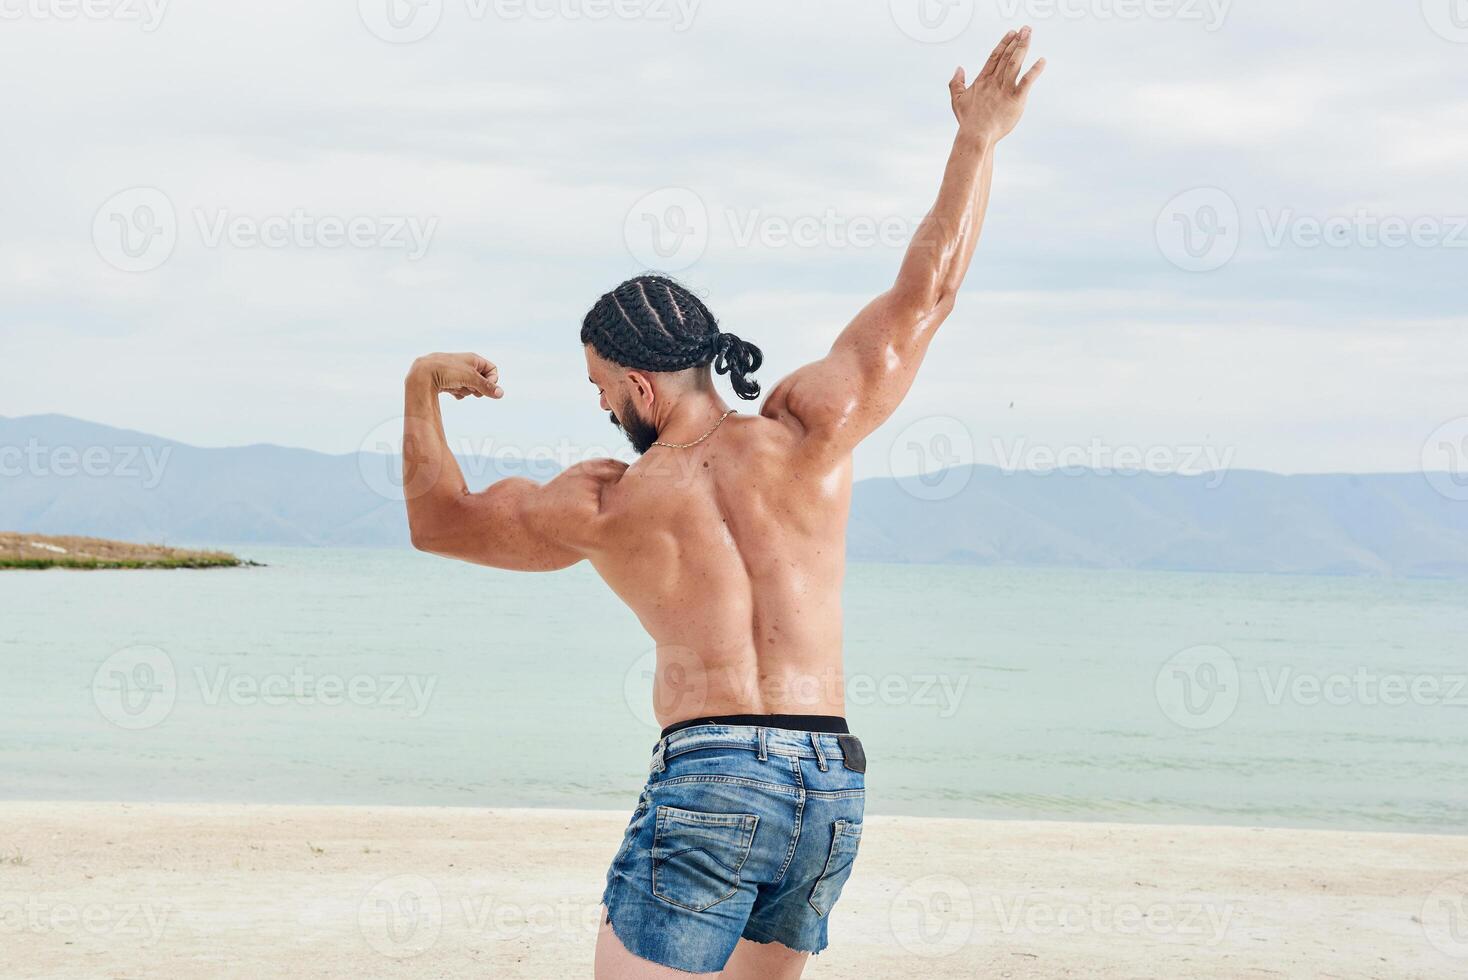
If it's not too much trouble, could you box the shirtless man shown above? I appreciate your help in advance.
[402,27,1044,978]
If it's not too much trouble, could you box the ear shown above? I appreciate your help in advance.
[626,369,656,406]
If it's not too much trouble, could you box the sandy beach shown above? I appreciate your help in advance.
[2,803,1464,978]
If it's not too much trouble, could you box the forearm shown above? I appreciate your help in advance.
[402,363,470,544]
[893,128,997,317]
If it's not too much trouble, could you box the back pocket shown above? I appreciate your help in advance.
[808,819,863,917]
[651,806,759,912]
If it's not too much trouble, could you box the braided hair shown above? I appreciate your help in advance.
[580,275,763,400]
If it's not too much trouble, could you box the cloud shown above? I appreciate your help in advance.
[0,0,1461,480]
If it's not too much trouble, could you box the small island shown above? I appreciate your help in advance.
[0,533,249,570]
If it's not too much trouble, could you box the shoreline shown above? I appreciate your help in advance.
[5,801,1466,978]
[6,795,1467,838]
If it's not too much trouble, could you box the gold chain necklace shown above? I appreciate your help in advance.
[652,409,736,449]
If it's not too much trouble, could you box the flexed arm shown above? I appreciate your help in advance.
[402,353,624,570]
[763,28,1045,455]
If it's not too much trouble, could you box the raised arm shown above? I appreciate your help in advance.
[763,28,1045,456]
[402,352,624,571]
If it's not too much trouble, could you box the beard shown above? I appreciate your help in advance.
[609,398,659,456]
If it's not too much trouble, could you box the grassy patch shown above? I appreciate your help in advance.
[0,532,251,570]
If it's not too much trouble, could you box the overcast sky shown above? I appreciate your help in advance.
[2,0,1465,480]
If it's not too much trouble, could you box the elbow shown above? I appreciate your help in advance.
[407,511,451,556]
[408,523,437,555]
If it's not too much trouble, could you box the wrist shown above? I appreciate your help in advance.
[955,126,998,151]
[406,356,439,389]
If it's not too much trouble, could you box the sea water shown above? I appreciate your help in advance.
[2,548,1464,832]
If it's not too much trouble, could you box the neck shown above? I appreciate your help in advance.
[655,392,732,445]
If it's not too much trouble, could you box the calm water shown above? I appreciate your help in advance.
[2,549,1465,833]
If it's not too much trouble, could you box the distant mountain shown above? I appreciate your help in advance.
[0,414,548,549]
[3,414,1466,576]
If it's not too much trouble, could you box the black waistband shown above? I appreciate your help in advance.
[660,713,850,739]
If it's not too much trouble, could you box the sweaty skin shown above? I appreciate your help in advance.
[403,31,1044,733]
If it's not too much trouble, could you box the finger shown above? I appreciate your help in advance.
[978,30,1015,80]
[991,30,1021,80]
[1003,26,1032,85]
[452,390,466,400]
[473,376,504,398]
[949,66,966,102]
[1018,57,1046,94]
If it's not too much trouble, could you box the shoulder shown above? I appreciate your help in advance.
[518,457,628,544]
[558,457,630,485]
[546,458,629,511]
[760,365,858,457]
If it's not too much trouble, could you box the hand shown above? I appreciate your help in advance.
[949,26,1045,142]
[410,352,503,400]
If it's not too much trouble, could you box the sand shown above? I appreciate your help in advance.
[3,802,1465,978]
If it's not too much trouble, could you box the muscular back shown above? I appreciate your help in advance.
[589,412,852,726]
[404,28,1042,727]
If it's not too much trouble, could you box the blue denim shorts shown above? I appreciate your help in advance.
[601,724,867,973]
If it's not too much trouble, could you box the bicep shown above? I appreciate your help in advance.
[414,472,605,572]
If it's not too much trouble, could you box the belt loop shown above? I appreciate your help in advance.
[811,732,828,772]
[757,727,768,762]
[651,738,667,774]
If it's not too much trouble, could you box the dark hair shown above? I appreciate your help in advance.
[580,274,763,400]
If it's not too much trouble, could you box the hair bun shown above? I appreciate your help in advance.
[712,332,764,401]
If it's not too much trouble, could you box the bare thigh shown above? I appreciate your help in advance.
[594,913,810,979]
[719,938,810,980]
[595,911,718,979]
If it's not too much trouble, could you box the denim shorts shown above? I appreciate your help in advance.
[601,724,867,973]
